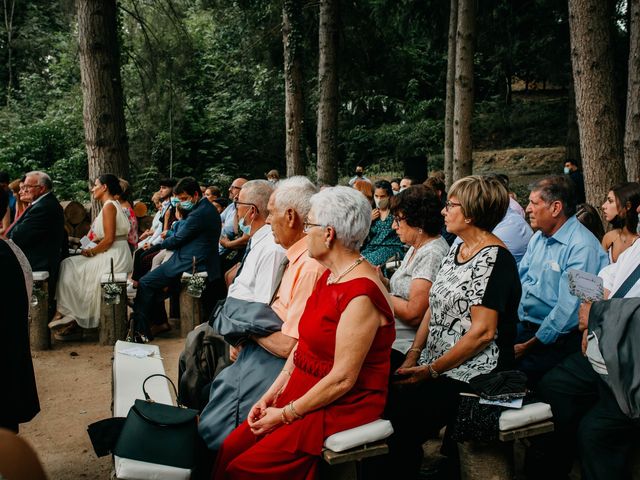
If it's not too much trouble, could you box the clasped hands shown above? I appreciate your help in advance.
[392,350,431,385]
[247,395,283,436]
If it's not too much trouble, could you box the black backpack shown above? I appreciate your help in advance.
[178,322,229,411]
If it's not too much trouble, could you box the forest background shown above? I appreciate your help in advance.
[0,0,630,203]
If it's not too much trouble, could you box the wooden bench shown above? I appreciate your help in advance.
[112,340,190,480]
[320,419,394,480]
[458,402,554,480]
[100,272,129,345]
[29,271,50,351]
[179,272,207,337]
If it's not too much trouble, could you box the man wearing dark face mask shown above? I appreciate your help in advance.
[131,177,221,339]
[348,165,371,186]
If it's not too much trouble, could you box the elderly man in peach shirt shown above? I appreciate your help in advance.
[199,176,326,453]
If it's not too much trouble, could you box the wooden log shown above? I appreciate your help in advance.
[99,273,129,346]
[179,273,207,337]
[133,200,148,218]
[138,215,153,233]
[73,219,91,238]
[60,200,87,225]
[458,440,514,480]
[64,222,74,237]
[29,272,51,351]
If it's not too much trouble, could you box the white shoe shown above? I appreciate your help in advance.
[48,315,76,330]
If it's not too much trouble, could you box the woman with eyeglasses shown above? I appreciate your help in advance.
[379,176,522,479]
[50,174,133,341]
[377,185,449,368]
[213,186,394,479]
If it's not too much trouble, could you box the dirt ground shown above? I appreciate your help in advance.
[20,331,185,480]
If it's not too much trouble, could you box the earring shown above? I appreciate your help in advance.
[418,228,423,234]
[464,218,471,224]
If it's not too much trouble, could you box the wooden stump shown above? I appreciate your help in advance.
[179,272,207,337]
[321,443,389,480]
[29,272,50,351]
[133,200,148,218]
[100,273,129,345]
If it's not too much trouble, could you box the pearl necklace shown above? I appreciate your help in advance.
[327,256,364,285]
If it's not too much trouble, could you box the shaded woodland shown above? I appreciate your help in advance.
[0,0,636,203]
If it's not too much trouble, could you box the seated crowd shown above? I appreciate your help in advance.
[1,164,639,480]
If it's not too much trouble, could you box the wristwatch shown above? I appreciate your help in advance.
[427,363,440,379]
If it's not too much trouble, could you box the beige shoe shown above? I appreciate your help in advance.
[48,315,76,330]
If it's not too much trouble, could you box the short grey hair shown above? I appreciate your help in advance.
[309,186,372,251]
[241,179,274,217]
[274,176,318,219]
[26,171,53,191]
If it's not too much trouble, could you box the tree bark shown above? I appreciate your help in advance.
[316,0,339,186]
[283,0,305,177]
[624,0,640,182]
[565,79,582,165]
[568,0,626,208]
[452,0,474,182]
[77,0,130,196]
[3,0,15,104]
[444,0,458,190]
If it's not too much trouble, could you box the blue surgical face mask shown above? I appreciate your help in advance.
[238,209,254,235]
[563,167,571,175]
[170,197,180,207]
[180,200,194,211]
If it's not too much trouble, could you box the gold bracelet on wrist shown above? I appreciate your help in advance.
[408,347,422,354]
[281,408,292,425]
[289,401,303,420]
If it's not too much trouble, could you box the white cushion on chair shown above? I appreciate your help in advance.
[32,271,49,281]
[499,402,553,431]
[114,457,190,480]
[101,272,128,284]
[324,419,394,452]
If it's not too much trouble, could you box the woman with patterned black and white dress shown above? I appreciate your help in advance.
[380,175,522,479]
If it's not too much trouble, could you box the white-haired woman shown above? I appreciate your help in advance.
[213,186,395,479]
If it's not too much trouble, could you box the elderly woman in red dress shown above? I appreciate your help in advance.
[213,186,395,479]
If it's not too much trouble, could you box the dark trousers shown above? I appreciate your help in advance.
[364,376,471,480]
[516,321,581,386]
[131,263,181,338]
[131,244,162,282]
[536,352,640,480]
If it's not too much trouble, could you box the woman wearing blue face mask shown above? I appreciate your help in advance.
[361,180,404,267]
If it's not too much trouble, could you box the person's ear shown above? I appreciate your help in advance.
[286,208,296,227]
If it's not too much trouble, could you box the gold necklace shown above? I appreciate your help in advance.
[327,256,364,285]
[460,235,488,260]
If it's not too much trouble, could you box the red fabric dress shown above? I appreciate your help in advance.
[213,271,395,480]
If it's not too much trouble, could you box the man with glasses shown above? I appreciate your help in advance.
[6,171,66,319]
[219,177,249,274]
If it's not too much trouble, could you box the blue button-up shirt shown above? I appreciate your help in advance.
[518,215,608,344]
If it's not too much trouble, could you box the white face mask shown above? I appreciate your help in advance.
[563,167,571,175]
[399,186,408,192]
[374,197,390,210]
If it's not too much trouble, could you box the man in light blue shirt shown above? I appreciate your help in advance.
[516,175,608,384]
[218,177,249,258]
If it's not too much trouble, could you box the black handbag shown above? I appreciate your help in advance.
[113,374,199,469]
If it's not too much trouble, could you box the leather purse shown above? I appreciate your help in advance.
[113,374,199,469]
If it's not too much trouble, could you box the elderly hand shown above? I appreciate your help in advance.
[578,302,592,331]
[249,407,283,436]
[248,398,269,428]
[393,365,430,385]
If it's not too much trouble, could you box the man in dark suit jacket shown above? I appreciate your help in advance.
[131,177,221,339]
[6,171,66,316]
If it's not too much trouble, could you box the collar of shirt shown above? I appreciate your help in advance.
[546,215,578,246]
[249,223,273,248]
[30,191,50,206]
[285,236,310,265]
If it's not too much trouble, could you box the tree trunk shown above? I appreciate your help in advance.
[3,0,15,104]
[624,0,640,182]
[452,0,474,182]
[316,0,339,186]
[568,0,626,208]
[444,0,458,190]
[283,0,306,177]
[77,0,130,203]
[565,79,581,165]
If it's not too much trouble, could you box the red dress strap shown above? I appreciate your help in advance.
[330,272,394,324]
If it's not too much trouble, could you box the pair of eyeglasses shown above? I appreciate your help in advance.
[20,184,40,190]
[444,200,462,211]
[392,215,407,225]
[303,221,325,233]
[234,200,259,214]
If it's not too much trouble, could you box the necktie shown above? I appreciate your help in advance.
[233,239,252,280]
[269,257,290,305]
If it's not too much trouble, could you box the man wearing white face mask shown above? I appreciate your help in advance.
[130,177,221,339]
[226,180,287,300]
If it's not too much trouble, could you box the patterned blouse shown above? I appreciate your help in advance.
[420,244,521,383]
[361,214,403,267]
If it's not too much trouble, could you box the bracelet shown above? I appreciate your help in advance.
[281,369,292,377]
[408,347,422,354]
[281,408,292,425]
[288,401,303,420]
